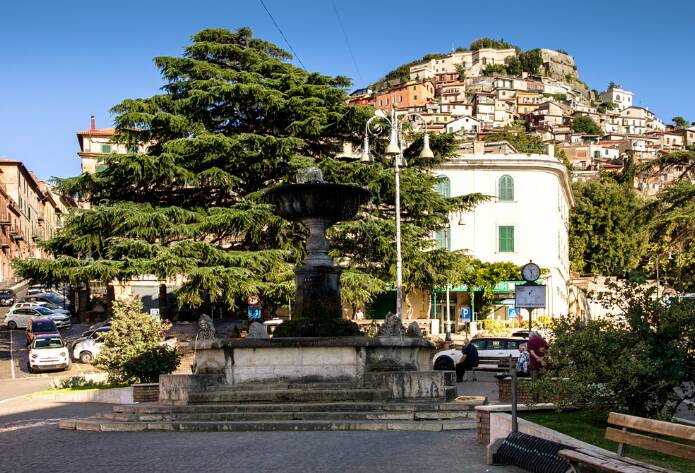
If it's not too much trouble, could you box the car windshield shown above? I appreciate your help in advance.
[0,290,12,296]
[42,294,64,304]
[35,307,54,315]
[33,337,63,349]
[32,320,57,331]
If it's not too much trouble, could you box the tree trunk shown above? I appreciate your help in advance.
[158,283,168,320]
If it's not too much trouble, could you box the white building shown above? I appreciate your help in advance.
[445,116,480,134]
[599,86,634,110]
[433,144,574,318]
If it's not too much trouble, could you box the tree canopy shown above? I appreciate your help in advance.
[16,27,488,317]
[571,114,602,135]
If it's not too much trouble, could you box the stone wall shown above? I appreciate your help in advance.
[133,383,159,403]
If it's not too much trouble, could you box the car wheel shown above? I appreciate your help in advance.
[7,321,17,330]
[28,365,35,374]
[79,351,93,364]
[434,356,455,371]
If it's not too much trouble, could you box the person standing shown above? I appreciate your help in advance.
[354,309,364,320]
[456,339,479,382]
[527,331,548,381]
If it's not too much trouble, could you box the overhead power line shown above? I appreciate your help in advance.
[331,1,364,86]
[258,0,307,70]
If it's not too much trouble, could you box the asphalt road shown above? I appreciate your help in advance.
[0,401,520,473]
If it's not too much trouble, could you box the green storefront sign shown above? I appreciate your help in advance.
[433,280,543,293]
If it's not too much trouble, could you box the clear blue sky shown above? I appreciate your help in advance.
[1,0,693,180]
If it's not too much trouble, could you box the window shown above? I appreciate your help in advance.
[101,144,111,153]
[434,227,451,250]
[385,98,389,105]
[413,85,417,91]
[413,95,417,100]
[498,226,515,252]
[127,146,138,153]
[95,162,107,174]
[497,175,514,201]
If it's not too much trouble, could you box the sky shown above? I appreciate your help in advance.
[1,0,694,180]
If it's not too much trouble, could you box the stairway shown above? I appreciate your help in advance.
[60,382,485,432]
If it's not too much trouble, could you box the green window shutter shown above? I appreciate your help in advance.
[498,175,514,201]
[95,162,107,173]
[101,144,111,153]
[499,226,514,252]
[434,229,451,250]
[435,176,451,197]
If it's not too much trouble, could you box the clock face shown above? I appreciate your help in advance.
[521,263,540,282]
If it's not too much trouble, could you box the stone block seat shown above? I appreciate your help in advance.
[61,336,487,432]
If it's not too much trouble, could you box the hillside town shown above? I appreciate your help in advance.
[347,43,694,196]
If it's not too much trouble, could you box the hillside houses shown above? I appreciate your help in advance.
[348,45,692,196]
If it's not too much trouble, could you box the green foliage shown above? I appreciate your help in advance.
[571,114,602,135]
[482,64,507,76]
[518,49,543,74]
[484,127,544,153]
[504,56,522,76]
[49,376,124,391]
[569,179,647,275]
[470,38,519,52]
[273,318,361,337]
[541,284,695,418]
[95,298,174,383]
[13,28,491,316]
[544,93,567,102]
[460,260,521,317]
[122,346,181,383]
[672,116,689,128]
[597,101,617,113]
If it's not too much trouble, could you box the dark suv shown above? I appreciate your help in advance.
[0,289,16,306]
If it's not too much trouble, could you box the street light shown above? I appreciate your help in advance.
[363,107,434,319]
[443,221,452,341]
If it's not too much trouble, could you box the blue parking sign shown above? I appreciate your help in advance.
[460,306,471,322]
[508,307,519,320]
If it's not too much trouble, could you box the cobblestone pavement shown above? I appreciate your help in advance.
[0,401,522,473]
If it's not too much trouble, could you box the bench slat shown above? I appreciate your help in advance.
[558,449,650,473]
[605,427,695,462]
[572,448,673,473]
[608,412,695,442]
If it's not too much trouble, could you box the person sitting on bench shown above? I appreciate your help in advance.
[456,339,479,382]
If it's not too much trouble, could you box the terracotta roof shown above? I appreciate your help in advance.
[76,127,116,136]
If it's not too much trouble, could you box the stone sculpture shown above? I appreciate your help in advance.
[406,321,423,338]
[247,321,269,339]
[377,313,405,336]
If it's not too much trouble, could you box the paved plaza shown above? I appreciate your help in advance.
[0,400,522,473]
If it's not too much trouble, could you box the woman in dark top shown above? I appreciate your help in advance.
[456,339,479,382]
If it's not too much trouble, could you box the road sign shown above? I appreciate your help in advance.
[149,308,160,318]
[507,307,520,320]
[460,306,471,322]
[247,305,261,319]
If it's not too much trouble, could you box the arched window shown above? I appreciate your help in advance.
[435,175,450,197]
[498,175,514,201]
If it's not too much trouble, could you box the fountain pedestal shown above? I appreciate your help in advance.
[294,265,342,319]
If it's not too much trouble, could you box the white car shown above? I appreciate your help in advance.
[29,335,70,373]
[10,301,70,315]
[433,337,525,370]
[72,327,110,363]
[4,307,70,330]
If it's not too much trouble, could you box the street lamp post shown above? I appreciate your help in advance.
[443,221,452,341]
[363,107,433,319]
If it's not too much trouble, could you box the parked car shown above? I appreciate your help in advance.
[25,318,59,345]
[26,285,47,296]
[28,335,70,373]
[71,327,110,363]
[11,301,70,315]
[511,330,530,338]
[433,337,526,371]
[0,289,16,306]
[4,308,41,329]
[88,319,112,331]
[25,292,73,313]
[4,307,70,329]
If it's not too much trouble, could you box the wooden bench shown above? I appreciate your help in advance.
[558,412,695,472]
[473,356,516,373]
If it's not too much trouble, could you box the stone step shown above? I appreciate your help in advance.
[98,409,473,422]
[114,398,484,415]
[187,388,393,404]
[204,382,361,391]
[60,418,477,432]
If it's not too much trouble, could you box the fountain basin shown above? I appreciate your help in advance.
[263,182,372,223]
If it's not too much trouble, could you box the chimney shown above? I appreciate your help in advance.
[473,141,485,155]
[90,115,96,131]
[545,143,555,157]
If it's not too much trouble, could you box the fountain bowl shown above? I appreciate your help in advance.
[263,182,372,223]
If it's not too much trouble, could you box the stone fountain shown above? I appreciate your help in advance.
[263,167,371,323]
[156,168,454,405]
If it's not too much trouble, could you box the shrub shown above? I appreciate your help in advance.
[540,284,695,418]
[123,347,181,383]
[95,298,175,384]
